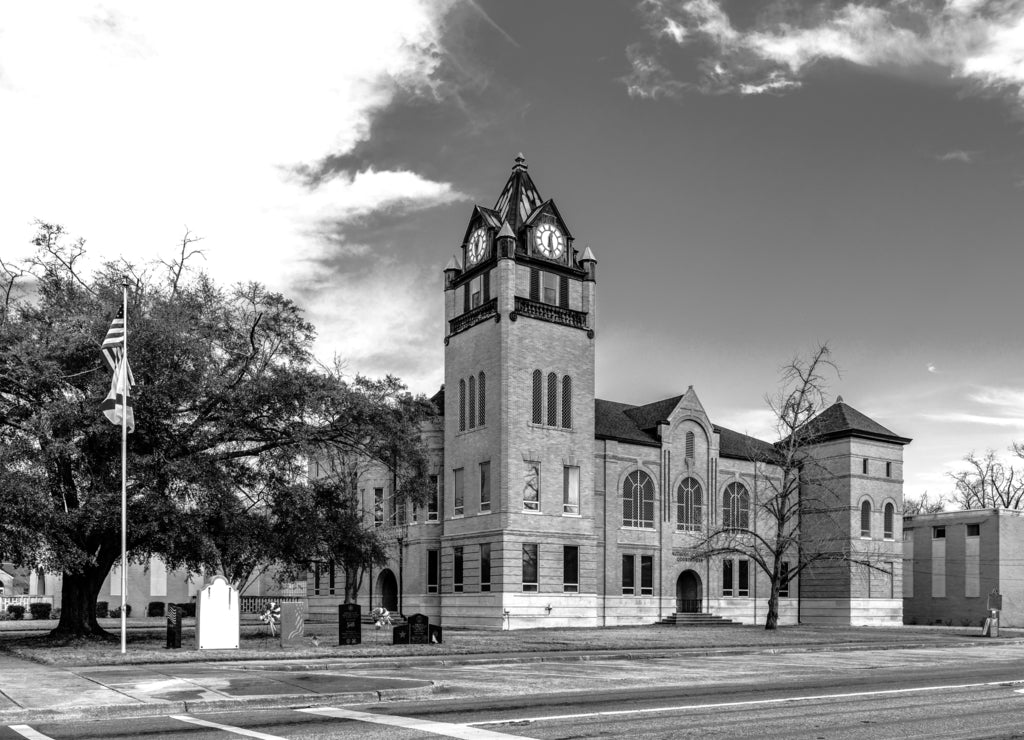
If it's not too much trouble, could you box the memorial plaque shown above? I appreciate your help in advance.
[196,576,240,650]
[165,603,182,649]
[428,623,442,644]
[408,613,430,645]
[339,603,361,645]
[392,624,410,644]
[280,602,305,648]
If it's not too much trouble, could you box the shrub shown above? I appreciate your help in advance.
[177,602,196,618]
[109,604,132,618]
[50,608,61,620]
[6,605,25,620]
[29,602,51,620]
[96,601,109,618]
[147,601,165,617]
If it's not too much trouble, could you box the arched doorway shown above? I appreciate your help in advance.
[676,570,702,613]
[376,569,398,612]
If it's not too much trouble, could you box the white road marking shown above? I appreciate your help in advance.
[300,706,538,739]
[8,726,55,740]
[169,715,287,739]
[471,679,1024,727]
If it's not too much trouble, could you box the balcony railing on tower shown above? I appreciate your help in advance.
[449,298,498,337]
[513,296,588,330]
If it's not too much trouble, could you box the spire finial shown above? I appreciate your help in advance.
[836,395,844,404]
[513,153,527,171]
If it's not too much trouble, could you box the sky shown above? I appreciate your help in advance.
[3,0,1024,505]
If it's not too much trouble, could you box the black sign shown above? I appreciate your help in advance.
[339,604,361,645]
[392,624,410,644]
[166,604,182,649]
[408,613,430,644]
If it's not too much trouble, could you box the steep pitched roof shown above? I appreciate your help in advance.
[797,398,911,445]
[713,425,781,462]
[595,399,660,446]
[493,154,544,233]
[430,386,445,416]
[624,395,684,431]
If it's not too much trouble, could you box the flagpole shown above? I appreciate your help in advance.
[120,276,129,655]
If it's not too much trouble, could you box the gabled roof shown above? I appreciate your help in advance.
[796,398,911,446]
[430,386,445,416]
[493,154,544,233]
[624,395,684,431]
[595,398,660,446]
[713,425,781,462]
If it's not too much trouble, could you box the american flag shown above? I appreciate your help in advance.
[101,307,135,386]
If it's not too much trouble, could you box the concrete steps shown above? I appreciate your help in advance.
[657,612,741,627]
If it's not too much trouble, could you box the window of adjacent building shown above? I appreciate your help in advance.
[883,503,895,540]
[427,549,439,593]
[453,546,464,593]
[470,275,483,309]
[903,532,914,598]
[542,271,559,305]
[722,559,733,597]
[327,560,336,596]
[886,461,893,478]
[622,554,635,595]
[428,475,439,521]
[564,545,579,593]
[860,500,872,538]
[532,369,543,424]
[480,543,491,592]
[562,375,572,428]
[738,559,750,597]
[933,526,945,539]
[468,375,476,429]
[478,372,486,426]
[967,523,980,537]
[932,529,946,597]
[685,431,695,460]
[459,378,466,432]
[722,482,749,530]
[563,465,580,515]
[622,470,656,528]
[779,561,790,597]
[965,529,980,598]
[480,461,491,513]
[524,463,540,511]
[453,468,464,517]
[522,543,538,591]
[547,372,558,426]
[677,477,703,532]
[312,561,320,596]
[640,555,654,595]
[374,487,384,527]
[862,458,869,475]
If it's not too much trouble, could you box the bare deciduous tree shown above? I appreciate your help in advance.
[949,449,1024,510]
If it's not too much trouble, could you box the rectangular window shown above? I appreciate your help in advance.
[738,559,750,597]
[529,268,539,301]
[453,546,464,593]
[933,526,945,539]
[862,458,869,475]
[903,531,915,598]
[932,532,946,598]
[480,543,491,592]
[722,559,733,596]
[524,463,540,511]
[312,561,321,596]
[470,275,483,309]
[542,271,558,305]
[328,560,335,596]
[479,461,491,513]
[622,554,635,595]
[149,556,167,597]
[967,523,980,537]
[522,543,538,591]
[779,561,790,598]
[563,545,579,593]
[559,275,569,308]
[886,461,893,478]
[563,465,580,515]
[965,533,980,598]
[428,475,439,521]
[374,487,384,527]
[640,555,654,595]
[427,550,439,594]
[453,468,464,516]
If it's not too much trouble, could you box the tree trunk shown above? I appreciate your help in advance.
[343,564,363,605]
[50,564,111,638]
[764,581,780,631]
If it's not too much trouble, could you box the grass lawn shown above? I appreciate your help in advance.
[0,619,1013,667]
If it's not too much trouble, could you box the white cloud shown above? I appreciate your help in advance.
[936,150,977,163]
[922,385,1024,429]
[927,363,939,373]
[0,2,465,379]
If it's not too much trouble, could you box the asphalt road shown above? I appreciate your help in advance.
[6,645,1024,739]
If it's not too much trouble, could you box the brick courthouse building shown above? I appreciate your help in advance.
[308,157,911,629]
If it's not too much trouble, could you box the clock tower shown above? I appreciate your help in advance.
[441,154,598,627]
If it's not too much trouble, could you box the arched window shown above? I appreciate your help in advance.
[622,470,655,528]
[458,378,466,432]
[561,375,572,429]
[860,500,872,538]
[478,372,486,426]
[722,482,749,530]
[685,431,695,459]
[884,502,894,539]
[532,370,542,424]
[547,372,558,426]
[677,477,703,531]
[468,375,476,429]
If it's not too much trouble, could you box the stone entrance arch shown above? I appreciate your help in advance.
[376,569,398,612]
[676,570,702,613]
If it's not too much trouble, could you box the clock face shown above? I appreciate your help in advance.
[468,227,487,264]
[535,223,565,259]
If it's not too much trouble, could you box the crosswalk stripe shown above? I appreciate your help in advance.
[169,715,287,739]
[8,726,55,740]
[299,707,538,739]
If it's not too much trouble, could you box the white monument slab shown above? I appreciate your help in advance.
[195,575,239,650]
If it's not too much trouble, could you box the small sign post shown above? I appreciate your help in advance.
[983,589,1002,637]
[165,603,181,649]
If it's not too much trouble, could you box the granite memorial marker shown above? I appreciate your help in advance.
[339,603,361,645]
[280,602,305,648]
[196,575,240,650]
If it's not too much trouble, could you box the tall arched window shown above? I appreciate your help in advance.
[532,370,542,424]
[478,372,486,426]
[622,470,655,528]
[547,372,558,426]
[459,378,466,432]
[561,375,572,429]
[468,375,476,429]
[685,431,695,459]
[860,500,872,538]
[884,502,894,540]
[677,477,703,532]
[722,482,749,530]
